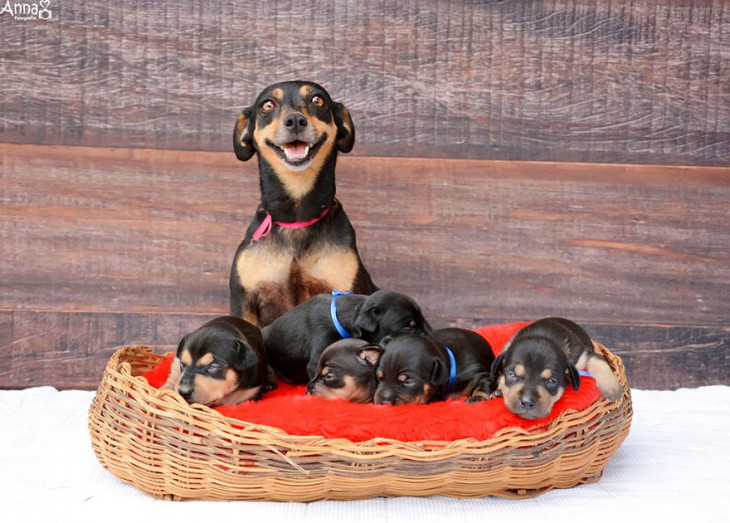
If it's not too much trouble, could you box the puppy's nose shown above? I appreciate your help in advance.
[284,112,308,133]
[177,385,193,401]
[519,395,536,410]
[374,391,394,405]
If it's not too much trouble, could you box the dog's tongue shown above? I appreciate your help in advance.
[283,141,310,161]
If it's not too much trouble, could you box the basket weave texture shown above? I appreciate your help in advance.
[88,343,632,502]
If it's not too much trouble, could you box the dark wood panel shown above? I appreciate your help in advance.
[0,311,726,390]
[0,310,212,389]
[2,144,728,329]
[1,1,728,165]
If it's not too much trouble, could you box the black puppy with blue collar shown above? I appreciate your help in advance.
[373,328,494,405]
[262,289,432,384]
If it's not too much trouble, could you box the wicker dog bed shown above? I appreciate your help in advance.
[88,342,632,502]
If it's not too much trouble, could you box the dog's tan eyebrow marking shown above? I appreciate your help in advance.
[270,87,284,100]
[540,369,553,380]
[514,364,525,377]
[398,374,408,383]
[181,351,193,367]
[321,366,330,377]
[197,353,214,366]
[299,85,312,98]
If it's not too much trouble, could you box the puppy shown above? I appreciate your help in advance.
[263,289,432,384]
[306,339,383,403]
[230,80,377,329]
[479,317,624,419]
[373,328,494,406]
[162,316,268,406]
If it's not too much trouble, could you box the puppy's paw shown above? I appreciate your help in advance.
[599,380,625,402]
[466,389,502,404]
[264,366,279,392]
[587,355,625,401]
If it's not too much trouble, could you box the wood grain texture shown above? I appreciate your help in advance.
[0,311,726,390]
[1,0,728,165]
[1,143,728,389]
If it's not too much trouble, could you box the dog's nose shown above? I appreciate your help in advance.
[375,391,395,405]
[284,112,308,133]
[519,395,536,410]
[177,385,193,401]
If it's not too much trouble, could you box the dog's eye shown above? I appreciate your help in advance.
[545,377,558,387]
[311,95,325,108]
[261,100,275,112]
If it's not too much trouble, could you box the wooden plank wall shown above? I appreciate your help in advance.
[1,1,728,390]
[1,0,728,165]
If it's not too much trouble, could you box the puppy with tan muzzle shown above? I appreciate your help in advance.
[476,317,625,419]
[229,80,377,329]
[373,328,495,406]
[162,316,269,406]
[306,339,383,403]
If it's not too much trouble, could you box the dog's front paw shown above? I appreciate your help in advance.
[466,389,501,404]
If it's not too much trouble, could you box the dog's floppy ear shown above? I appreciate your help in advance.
[357,345,383,367]
[233,340,259,371]
[489,352,505,385]
[332,102,355,153]
[430,358,448,387]
[355,305,380,336]
[566,363,581,391]
[233,107,256,161]
[176,335,188,357]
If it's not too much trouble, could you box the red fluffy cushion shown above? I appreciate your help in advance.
[142,322,601,442]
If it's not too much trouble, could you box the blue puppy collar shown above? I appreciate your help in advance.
[578,369,594,378]
[444,345,457,392]
[330,290,353,339]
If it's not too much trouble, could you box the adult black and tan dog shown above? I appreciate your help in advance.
[229,80,377,328]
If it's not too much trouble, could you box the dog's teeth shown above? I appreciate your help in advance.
[283,143,309,161]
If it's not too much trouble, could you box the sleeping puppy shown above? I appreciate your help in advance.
[306,339,383,403]
[373,328,494,406]
[263,289,432,384]
[162,316,268,406]
[478,317,624,419]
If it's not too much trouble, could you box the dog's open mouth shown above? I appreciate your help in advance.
[267,134,327,168]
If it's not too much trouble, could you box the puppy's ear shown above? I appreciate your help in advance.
[233,107,256,161]
[176,335,188,357]
[379,336,394,348]
[430,358,448,387]
[489,352,505,385]
[357,346,383,367]
[233,340,259,371]
[566,364,581,391]
[332,102,355,153]
[355,306,380,335]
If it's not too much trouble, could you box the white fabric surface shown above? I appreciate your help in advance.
[1,386,728,523]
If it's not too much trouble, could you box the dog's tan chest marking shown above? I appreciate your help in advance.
[299,247,359,292]
[237,242,358,297]
[236,245,292,290]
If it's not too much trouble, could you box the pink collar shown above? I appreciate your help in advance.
[250,205,331,244]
